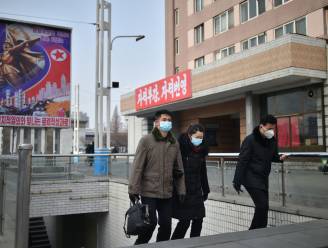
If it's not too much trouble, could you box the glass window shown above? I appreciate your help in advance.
[242,40,249,50]
[265,86,323,151]
[274,0,283,6]
[285,22,294,34]
[220,12,227,32]
[195,0,203,12]
[194,24,204,44]
[258,33,266,44]
[296,17,306,35]
[228,9,234,29]
[221,48,228,58]
[175,38,179,55]
[214,15,220,34]
[249,0,257,19]
[241,2,248,23]
[228,46,235,55]
[275,26,284,38]
[250,37,257,47]
[174,8,179,25]
[258,0,266,15]
[195,56,205,68]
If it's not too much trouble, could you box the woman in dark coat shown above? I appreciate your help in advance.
[171,124,210,240]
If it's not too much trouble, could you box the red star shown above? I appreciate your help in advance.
[54,50,64,60]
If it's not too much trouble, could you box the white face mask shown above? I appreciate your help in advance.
[264,129,274,139]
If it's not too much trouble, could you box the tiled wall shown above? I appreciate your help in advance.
[105,181,316,248]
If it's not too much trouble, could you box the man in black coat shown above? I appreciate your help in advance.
[233,115,287,229]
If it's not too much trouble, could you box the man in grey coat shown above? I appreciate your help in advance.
[129,110,186,244]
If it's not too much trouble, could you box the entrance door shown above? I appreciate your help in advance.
[200,114,240,153]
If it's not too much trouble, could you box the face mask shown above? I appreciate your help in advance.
[264,129,274,139]
[191,137,203,146]
[159,121,172,132]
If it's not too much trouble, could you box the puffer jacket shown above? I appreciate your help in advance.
[233,126,281,191]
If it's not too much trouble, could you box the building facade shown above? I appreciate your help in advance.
[121,0,328,153]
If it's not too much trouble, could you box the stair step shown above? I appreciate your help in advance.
[30,222,45,227]
[30,239,50,245]
[30,232,48,239]
[30,245,51,248]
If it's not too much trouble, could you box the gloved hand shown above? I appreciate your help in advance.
[233,183,243,195]
[129,193,140,204]
[178,194,185,203]
[203,193,208,202]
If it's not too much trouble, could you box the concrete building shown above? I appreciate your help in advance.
[121,0,328,153]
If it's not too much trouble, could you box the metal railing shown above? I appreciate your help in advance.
[0,144,32,248]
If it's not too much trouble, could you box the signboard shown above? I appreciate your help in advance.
[135,70,192,111]
[0,19,71,127]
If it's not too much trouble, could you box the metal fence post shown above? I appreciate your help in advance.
[281,161,286,207]
[220,157,225,197]
[15,144,33,248]
[0,162,5,235]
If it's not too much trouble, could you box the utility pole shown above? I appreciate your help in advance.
[73,84,79,154]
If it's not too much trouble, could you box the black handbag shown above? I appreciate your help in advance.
[123,202,151,238]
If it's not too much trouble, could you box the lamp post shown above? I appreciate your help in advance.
[95,0,145,149]
[107,34,145,149]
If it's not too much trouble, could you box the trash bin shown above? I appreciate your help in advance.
[94,148,110,176]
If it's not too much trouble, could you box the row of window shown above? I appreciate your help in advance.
[191,17,306,69]
[192,0,290,15]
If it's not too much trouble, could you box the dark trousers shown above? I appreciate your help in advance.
[134,197,172,245]
[246,187,269,230]
[171,218,203,240]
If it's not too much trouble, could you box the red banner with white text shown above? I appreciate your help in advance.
[135,70,192,111]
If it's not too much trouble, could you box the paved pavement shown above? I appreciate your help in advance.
[125,220,328,248]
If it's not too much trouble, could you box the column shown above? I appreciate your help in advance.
[41,128,46,154]
[323,45,328,151]
[0,127,3,154]
[53,129,56,154]
[19,128,24,145]
[31,128,35,154]
[246,92,260,136]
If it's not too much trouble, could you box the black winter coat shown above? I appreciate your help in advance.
[172,134,210,220]
[233,127,281,191]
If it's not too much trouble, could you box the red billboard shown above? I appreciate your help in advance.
[0,19,71,127]
[135,70,192,111]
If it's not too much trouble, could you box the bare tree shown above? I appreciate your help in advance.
[110,105,121,134]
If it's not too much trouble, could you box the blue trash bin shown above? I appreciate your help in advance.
[94,148,110,176]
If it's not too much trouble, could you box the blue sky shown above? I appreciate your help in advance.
[0,0,165,128]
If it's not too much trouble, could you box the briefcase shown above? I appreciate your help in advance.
[123,202,151,238]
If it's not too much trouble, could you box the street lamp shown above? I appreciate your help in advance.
[107,34,145,149]
[95,0,145,150]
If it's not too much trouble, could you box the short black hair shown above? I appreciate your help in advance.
[154,110,173,120]
[260,115,277,125]
[187,123,205,136]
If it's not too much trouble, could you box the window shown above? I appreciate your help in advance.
[175,67,180,73]
[194,0,203,12]
[214,8,234,35]
[274,17,306,39]
[274,0,290,7]
[240,0,266,23]
[296,17,306,35]
[175,38,179,55]
[194,24,204,44]
[263,86,323,151]
[195,56,205,68]
[174,8,179,25]
[215,45,235,60]
[242,33,266,50]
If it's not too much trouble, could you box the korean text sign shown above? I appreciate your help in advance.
[0,19,71,127]
[135,70,192,111]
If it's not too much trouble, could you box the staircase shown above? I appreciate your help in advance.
[29,217,51,248]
